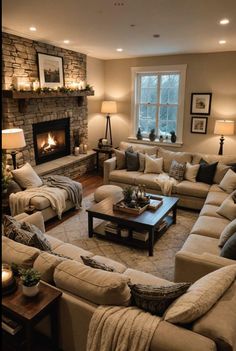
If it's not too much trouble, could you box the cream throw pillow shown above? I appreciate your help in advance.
[217,191,236,221]
[164,265,236,324]
[184,163,200,182]
[219,219,236,247]
[144,155,163,174]
[219,169,236,194]
[12,162,43,189]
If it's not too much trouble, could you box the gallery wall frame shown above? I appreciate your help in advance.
[190,93,212,115]
[191,116,208,134]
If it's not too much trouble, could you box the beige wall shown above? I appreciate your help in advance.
[104,52,236,155]
[87,56,105,148]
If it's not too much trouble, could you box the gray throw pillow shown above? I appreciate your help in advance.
[114,146,133,169]
[81,256,115,272]
[220,232,236,260]
[169,160,186,181]
[129,282,191,316]
[125,150,140,171]
[21,221,51,251]
[219,219,236,248]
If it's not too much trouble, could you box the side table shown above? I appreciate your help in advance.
[93,147,115,172]
[2,280,62,351]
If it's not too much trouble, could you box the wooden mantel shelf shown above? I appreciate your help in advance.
[2,89,95,113]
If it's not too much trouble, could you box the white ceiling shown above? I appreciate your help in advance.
[2,0,236,60]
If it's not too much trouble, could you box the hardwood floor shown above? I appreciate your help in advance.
[45,172,103,231]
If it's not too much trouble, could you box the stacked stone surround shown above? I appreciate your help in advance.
[2,32,95,176]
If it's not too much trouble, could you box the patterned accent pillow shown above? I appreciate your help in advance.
[3,215,21,237]
[81,256,115,272]
[129,282,191,316]
[169,160,186,181]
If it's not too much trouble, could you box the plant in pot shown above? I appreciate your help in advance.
[149,129,156,142]
[20,268,41,297]
[123,186,134,206]
[170,130,177,143]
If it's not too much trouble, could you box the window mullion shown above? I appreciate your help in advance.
[156,74,161,135]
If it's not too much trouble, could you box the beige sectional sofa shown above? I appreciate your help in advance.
[2,211,236,351]
[104,141,236,210]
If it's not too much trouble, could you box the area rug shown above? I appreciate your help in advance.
[46,194,198,281]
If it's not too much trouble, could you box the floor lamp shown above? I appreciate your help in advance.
[101,101,117,146]
[2,128,26,169]
[214,120,234,155]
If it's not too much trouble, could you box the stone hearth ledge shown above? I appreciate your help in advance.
[33,150,96,177]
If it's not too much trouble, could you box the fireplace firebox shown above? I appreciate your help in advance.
[33,118,70,165]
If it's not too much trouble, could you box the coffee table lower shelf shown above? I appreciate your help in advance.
[92,215,173,251]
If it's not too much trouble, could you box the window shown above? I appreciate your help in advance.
[131,65,187,143]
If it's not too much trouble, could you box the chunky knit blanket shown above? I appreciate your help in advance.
[86,306,160,351]
[155,173,178,196]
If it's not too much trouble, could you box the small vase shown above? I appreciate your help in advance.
[22,283,39,297]
[170,131,177,143]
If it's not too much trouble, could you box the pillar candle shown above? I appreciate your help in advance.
[74,147,80,156]
[83,144,88,154]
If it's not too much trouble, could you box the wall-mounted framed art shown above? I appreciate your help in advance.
[191,116,208,134]
[38,53,64,88]
[190,93,212,115]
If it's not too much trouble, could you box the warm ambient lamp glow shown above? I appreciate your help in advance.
[214,120,234,155]
[101,101,117,146]
[2,264,16,295]
[2,128,26,169]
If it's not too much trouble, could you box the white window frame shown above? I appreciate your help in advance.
[131,65,187,144]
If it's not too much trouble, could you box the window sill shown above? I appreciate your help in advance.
[127,137,183,148]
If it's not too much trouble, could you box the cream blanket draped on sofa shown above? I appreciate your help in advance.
[87,306,160,351]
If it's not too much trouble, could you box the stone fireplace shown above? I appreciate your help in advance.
[33,118,70,165]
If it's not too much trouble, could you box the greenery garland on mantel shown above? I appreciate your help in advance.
[10,84,94,94]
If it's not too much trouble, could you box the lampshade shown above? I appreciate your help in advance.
[214,120,235,136]
[2,128,26,149]
[101,101,117,114]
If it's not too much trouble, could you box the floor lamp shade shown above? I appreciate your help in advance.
[101,101,117,146]
[2,128,26,169]
[214,120,234,155]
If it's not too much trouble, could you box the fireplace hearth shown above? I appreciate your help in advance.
[33,118,70,165]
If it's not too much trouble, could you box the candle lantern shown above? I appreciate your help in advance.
[2,264,17,295]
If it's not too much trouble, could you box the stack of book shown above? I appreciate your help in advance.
[132,230,149,242]
[2,314,22,335]
[157,219,168,232]
[105,222,119,235]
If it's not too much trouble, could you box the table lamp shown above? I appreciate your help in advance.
[2,264,17,295]
[101,101,117,146]
[214,120,235,155]
[2,128,26,169]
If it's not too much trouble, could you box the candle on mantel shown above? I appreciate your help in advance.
[69,82,80,90]
[83,144,88,154]
[79,144,84,154]
[32,80,40,91]
[2,264,14,288]
[74,147,80,156]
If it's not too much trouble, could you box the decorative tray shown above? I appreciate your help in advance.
[113,200,149,215]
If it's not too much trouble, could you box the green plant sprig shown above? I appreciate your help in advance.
[19,268,41,287]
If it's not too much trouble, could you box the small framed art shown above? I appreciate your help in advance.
[191,117,208,134]
[38,53,64,88]
[190,93,212,115]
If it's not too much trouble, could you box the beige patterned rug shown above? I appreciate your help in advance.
[46,194,198,281]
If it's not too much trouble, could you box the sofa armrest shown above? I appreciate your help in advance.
[174,251,235,283]
[14,211,45,233]
[103,157,116,184]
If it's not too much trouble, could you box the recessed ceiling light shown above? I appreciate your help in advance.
[63,40,70,44]
[29,26,37,31]
[219,40,226,44]
[219,18,230,25]
[153,34,160,38]
[116,48,123,52]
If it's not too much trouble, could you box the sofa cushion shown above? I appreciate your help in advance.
[169,160,186,181]
[192,153,236,166]
[109,170,143,185]
[129,282,190,316]
[199,204,224,219]
[214,163,231,184]
[54,260,131,306]
[92,255,127,274]
[158,147,192,173]
[175,181,210,198]
[184,162,200,183]
[196,160,218,185]
[33,251,66,283]
[113,149,127,170]
[11,162,43,189]
[164,265,236,324]
[2,235,40,268]
[119,141,158,155]
[220,233,236,260]
[53,243,93,263]
[126,150,139,171]
[217,192,236,221]
[123,268,172,285]
[30,196,51,210]
[219,219,236,248]
[180,234,220,256]
[45,234,65,250]
[193,281,236,351]
[190,215,230,239]
[134,173,162,190]
[205,190,229,206]
[209,184,226,193]
[144,155,163,174]
[219,169,236,194]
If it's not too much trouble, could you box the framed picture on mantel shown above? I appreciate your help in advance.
[38,53,64,89]
[190,93,212,115]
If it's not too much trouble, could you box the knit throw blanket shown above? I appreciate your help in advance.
[86,306,160,351]
[155,173,178,196]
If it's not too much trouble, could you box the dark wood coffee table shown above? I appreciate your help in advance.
[87,194,179,256]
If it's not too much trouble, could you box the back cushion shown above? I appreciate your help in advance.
[54,260,131,306]
[33,251,66,283]
[2,235,40,268]
[192,153,236,166]
[119,141,158,155]
[158,147,192,173]
[11,162,43,189]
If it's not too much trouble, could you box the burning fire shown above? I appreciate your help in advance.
[41,132,57,152]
